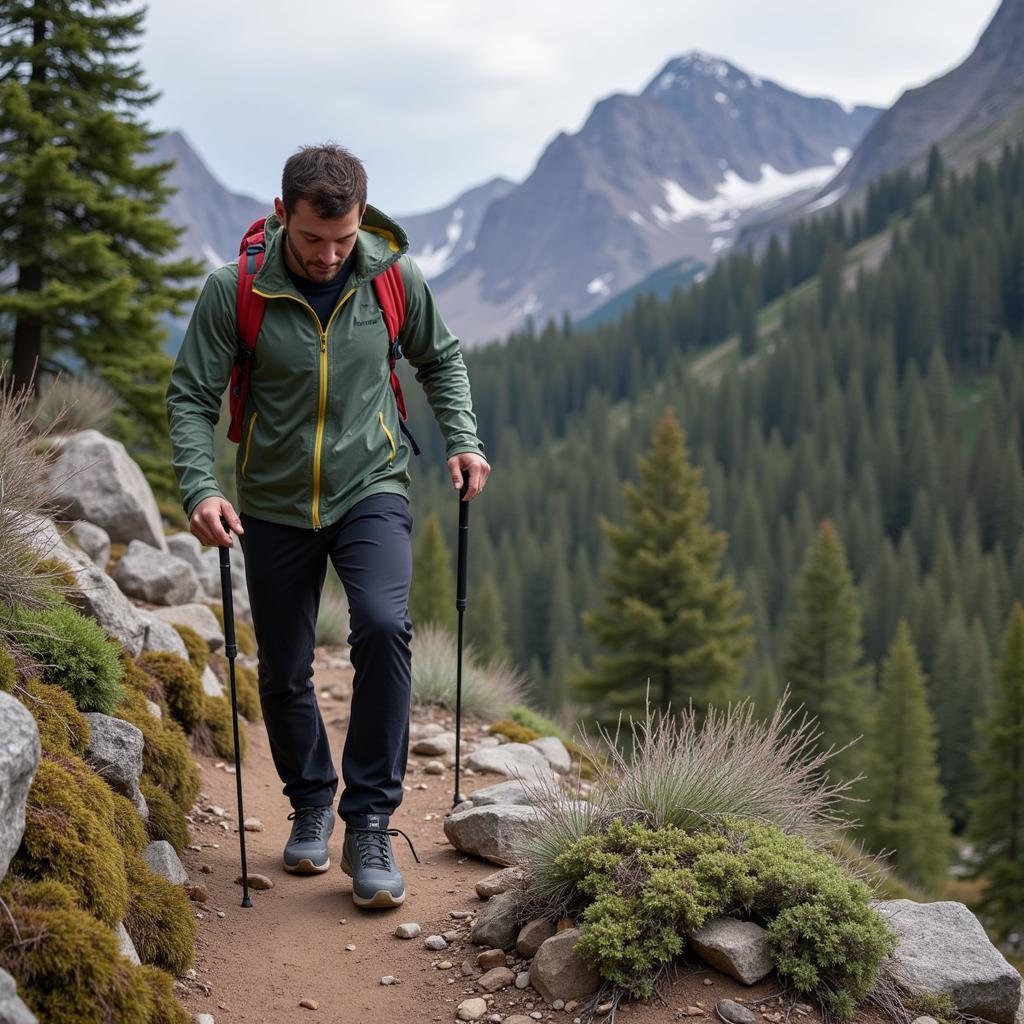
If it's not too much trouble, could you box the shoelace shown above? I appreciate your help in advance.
[287,806,331,843]
[349,826,421,870]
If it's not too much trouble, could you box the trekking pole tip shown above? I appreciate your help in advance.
[241,895,253,909]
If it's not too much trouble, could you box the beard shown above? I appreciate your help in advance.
[284,228,341,282]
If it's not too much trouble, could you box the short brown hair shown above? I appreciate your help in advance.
[281,144,368,218]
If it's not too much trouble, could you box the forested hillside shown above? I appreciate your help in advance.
[401,142,1024,846]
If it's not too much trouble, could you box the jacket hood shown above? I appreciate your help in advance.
[254,204,409,294]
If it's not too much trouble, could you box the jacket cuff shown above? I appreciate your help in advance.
[445,439,486,460]
[184,487,226,521]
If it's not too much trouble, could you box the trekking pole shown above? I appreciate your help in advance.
[220,520,253,909]
[452,470,470,809]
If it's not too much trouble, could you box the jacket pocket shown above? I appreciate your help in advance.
[378,409,397,464]
[241,411,258,479]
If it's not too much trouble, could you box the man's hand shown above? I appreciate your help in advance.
[190,496,244,547]
[448,452,490,501]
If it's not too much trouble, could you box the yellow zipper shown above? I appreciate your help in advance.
[251,285,358,528]
[379,410,397,463]
[241,411,258,479]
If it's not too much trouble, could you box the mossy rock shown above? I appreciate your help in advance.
[141,779,190,854]
[206,602,258,656]
[9,754,130,927]
[490,717,598,781]
[124,853,197,975]
[114,686,200,812]
[136,963,191,1024]
[172,622,209,673]
[11,601,126,713]
[15,678,91,755]
[121,652,167,709]
[111,789,148,856]
[136,650,203,732]
[192,693,248,761]
[0,875,154,1023]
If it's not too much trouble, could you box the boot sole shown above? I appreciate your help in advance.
[339,853,405,908]
[282,856,331,874]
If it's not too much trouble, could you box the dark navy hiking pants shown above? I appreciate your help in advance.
[238,493,413,822]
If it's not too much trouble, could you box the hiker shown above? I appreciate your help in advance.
[165,143,490,909]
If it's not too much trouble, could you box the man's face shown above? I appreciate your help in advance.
[274,196,365,283]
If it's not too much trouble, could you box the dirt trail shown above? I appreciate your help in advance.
[178,646,830,1024]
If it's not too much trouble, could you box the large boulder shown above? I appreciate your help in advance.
[465,780,537,808]
[529,929,601,1003]
[0,968,36,1024]
[465,742,551,777]
[877,899,1022,1024]
[444,805,545,866]
[0,694,40,882]
[151,604,224,652]
[82,713,147,820]
[137,610,191,660]
[48,430,167,550]
[689,918,774,985]
[529,736,572,775]
[112,540,202,605]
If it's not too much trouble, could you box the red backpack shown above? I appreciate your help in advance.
[227,216,420,455]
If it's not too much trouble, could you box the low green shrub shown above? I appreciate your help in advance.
[123,853,197,975]
[136,651,203,731]
[172,622,209,673]
[11,602,125,712]
[548,816,896,1017]
[15,678,91,755]
[141,779,190,854]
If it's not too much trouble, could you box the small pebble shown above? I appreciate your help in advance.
[684,1009,704,1017]
[424,934,448,950]
[442,930,460,942]
[216,911,225,919]
[380,976,400,986]
[437,960,454,970]
[715,999,756,1024]
[477,949,506,970]
[298,998,318,1010]
[457,997,488,1021]
[236,873,273,890]
[415,782,429,790]
[449,910,473,919]
[206,805,226,817]
[565,1003,578,1012]
[243,818,264,832]
[344,943,356,951]
[194,1015,216,1024]
[395,922,421,939]
[424,760,445,775]
[530,1015,543,1022]
[596,1004,614,1015]
[515,971,530,989]
[704,977,714,985]
[185,883,208,903]
[553,1000,565,1010]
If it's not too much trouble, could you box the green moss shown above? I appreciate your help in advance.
[234,662,262,720]
[9,755,130,927]
[554,816,896,1017]
[193,692,248,761]
[172,622,209,673]
[0,643,14,693]
[141,779,190,854]
[15,678,91,755]
[136,650,204,732]
[136,963,191,1024]
[124,853,197,975]
[106,541,128,574]
[111,790,148,855]
[905,991,959,1024]
[122,652,167,708]
[12,602,126,712]
[114,686,200,812]
[0,875,152,1023]
[33,554,79,594]
[207,601,258,655]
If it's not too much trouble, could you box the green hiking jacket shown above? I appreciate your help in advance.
[166,206,485,530]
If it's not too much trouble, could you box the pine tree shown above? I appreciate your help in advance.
[0,0,201,490]
[780,519,871,781]
[465,572,510,665]
[968,602,1024,940]
[410,514,456,634]
[861,620,951,891]
[576,406,752,723]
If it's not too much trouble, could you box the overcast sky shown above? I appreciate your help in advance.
[139,0,1001,216]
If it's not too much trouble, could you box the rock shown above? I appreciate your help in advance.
[380,976,400,985]
[244,818,264,832]
[444,804,545,866]
[395,923,421,939]
[529,929,601,1004]
[138,610,192,660]
[82,712,145,808]
[49,430,168,549]
[0,694,40,882]
[910,1018,940,1024]
[200,665,224,698]
[151,604,224,652]
[238,873,273,890]
[409,722,444,741]
[478,966,515,992]
[0,970,38,1024]
[715,1000,756,1024]
[690,918,774,985]
[449,910,473,920]
[424,760,445,775]
[146,700,163,720]
[517,918,555,958]
[115,921,141,966]
[167,532,205,573]
[461,960,480,977]
[344,943,355,951]
[476,949,507,970]
[476,866,524,899]
[466,780,537,808]
[194,1015,216,1024]
[514,971,530,989]
[425,935,448,951]
[113,540,202,605]
[529,736,572,774]
[412,732,456,756]
[465,742,552,778]
[185,883,209,903]
[142,840,188,885]
[469,890,520,950]
[70,520,111,569]
[877,899,1022,1023]
[438,961,454,970]
[457,997,488,1021]
[552,1000,565,1011]
[299,997,319,1008]
[504,1017,535,1024]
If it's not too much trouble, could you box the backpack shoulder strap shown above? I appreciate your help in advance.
[227,217,268,443]
[372,261,420,456]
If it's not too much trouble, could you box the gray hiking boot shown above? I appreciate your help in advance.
[283,805,335,874]
[339,813,420,909]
